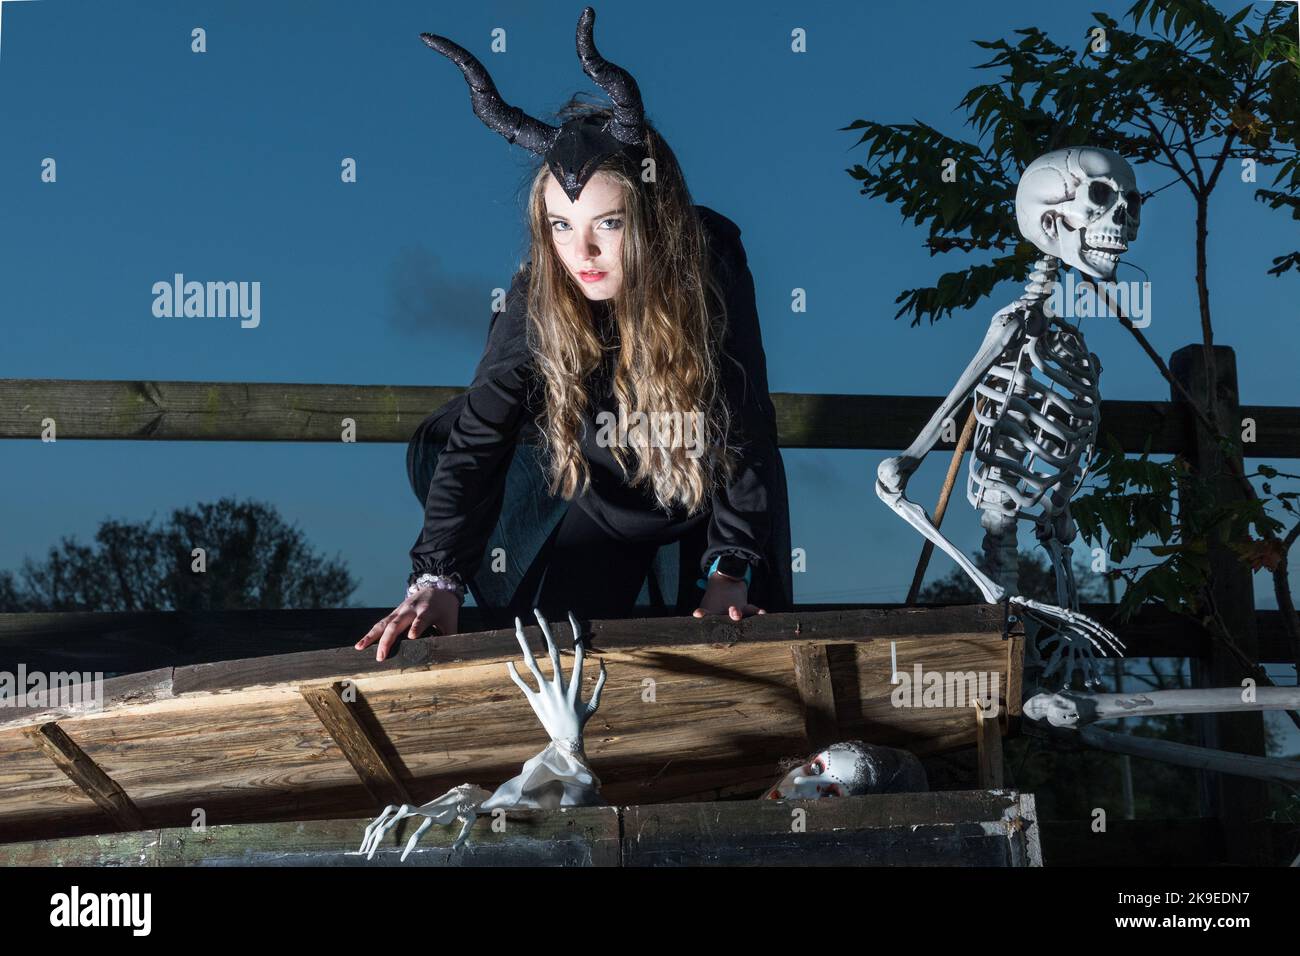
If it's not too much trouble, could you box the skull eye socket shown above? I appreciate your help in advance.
[1125,191,1142,216]
[809,759,825,775]
[1088,180,1115,205]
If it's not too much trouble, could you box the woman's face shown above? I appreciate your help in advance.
[544,170,625,301]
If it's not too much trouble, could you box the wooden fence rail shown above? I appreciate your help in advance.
[3,378,1300,456]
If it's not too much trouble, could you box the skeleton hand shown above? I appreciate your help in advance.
[357,783,491,862]
[507,609,606,750]
[1011,597,1125,689]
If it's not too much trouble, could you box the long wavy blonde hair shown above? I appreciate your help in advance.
[521,100,738,514]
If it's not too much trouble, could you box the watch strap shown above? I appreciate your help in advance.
[696,553,753,590]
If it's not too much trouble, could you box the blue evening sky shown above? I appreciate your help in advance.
[2,0,1296,638]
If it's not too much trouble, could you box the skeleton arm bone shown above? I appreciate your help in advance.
[877,307,1023,604]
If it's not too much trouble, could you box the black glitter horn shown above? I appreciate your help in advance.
[575,6,645,147]
[419,31,560,155]
[421,6,651,202]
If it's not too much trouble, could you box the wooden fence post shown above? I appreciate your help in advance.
[1170,344,1272,865]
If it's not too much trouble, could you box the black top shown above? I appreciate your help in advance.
[410,205,780,583]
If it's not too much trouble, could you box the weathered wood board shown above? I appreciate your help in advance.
[4,377,1297,458]
[2,603,1291,676]
[0,791,1041,867]
[0,607,1022,845]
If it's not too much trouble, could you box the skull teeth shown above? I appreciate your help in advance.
[1083,249,1121,262]
[1082,234,1126,262]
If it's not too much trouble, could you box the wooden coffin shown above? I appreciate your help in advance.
[0,606,1023,844]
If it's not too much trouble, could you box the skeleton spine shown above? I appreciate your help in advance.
[1015,255,1060,314]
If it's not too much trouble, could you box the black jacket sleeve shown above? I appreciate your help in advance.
[698,210,782,577]
[409,268,536,582]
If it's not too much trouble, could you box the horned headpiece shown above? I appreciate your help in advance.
[421,6,648,203]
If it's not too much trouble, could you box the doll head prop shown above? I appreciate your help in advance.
[763,740,929,800]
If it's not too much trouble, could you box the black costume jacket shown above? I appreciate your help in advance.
[407,205,794,612]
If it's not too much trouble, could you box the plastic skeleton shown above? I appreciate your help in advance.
[358,609,605,862]
[1024,686,1300,786]
[877,146,1141,688]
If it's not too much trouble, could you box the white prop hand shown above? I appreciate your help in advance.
[506,608,606,750]
[357,783,491,861]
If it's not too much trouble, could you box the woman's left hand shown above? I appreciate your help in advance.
[692,574,766,620]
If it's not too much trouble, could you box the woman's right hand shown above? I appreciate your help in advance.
[355,586,460,663]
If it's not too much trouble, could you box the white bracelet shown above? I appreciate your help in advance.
[406,572,466,605]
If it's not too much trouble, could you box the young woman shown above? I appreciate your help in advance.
[357,9,792,661]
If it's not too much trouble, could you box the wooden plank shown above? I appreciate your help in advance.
[23,722,146,832]
[0,606,1009,730]
[5,604,1286,678]
[0,829,162,867]
[1005,633,1025,724]
[3,379,1297,456]
[0,792,1038,867]
[2,668,172,725]
[16,811,1296,867]
[0,810,622,867]
[790,643,838,746]
[164,605,1006,697]
[974,701,1004,790]
[622,790,1040,866]
[300,682,411,807]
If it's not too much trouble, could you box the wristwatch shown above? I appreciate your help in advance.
[696,553,753,590]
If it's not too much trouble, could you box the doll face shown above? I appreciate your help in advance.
[764,743,869,800]
[544,170,625,301]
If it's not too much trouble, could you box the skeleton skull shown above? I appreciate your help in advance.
[1015,147,1141,281]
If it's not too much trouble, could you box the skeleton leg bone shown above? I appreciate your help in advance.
[1026,686,1300,727]
[1038,523,1072,611]
[1023,501,1122,688]
[1026,687,1300,785]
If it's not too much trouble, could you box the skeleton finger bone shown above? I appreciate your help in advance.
[402,817,434,862]
[360,804,399,858]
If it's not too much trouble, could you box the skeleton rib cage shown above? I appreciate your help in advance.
[966,317,1102,523]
